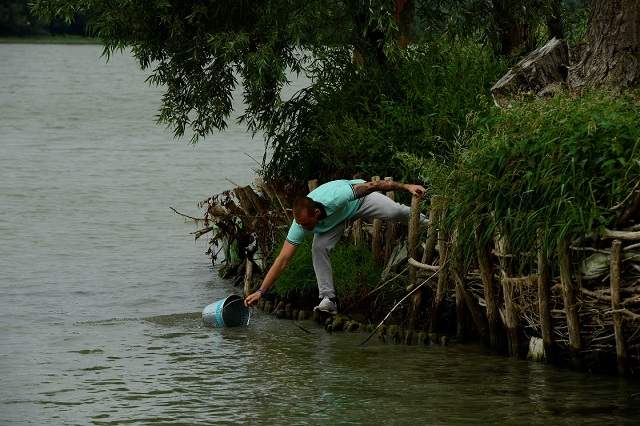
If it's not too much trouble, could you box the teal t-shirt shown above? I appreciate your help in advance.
[286,179,366,245]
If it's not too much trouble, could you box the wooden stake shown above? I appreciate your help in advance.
[501,276,519,357]
[384,177,397,264]
[407,194,421,288]
[558,235,582,360]
[430,208,449,333]
[371,176,383,263]
[537,234,554,362]
[476,230,499,350]
[421,202,439,264]
[455,284,465,338]
[495,229,518,357]
[452,267,488,339]
[407,193,422,329]
[243,258,254,297]
[352,219,363,245]
[610,239,627,375]
[451,229,466,339]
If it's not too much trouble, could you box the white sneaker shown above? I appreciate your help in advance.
[314,297,338,315]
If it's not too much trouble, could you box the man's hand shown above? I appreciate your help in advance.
[405,184,426,197]
[244,291,262,307]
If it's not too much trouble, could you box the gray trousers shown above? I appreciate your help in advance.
[312,192,422,299]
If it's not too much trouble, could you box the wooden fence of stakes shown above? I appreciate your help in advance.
[230,177,638,372]
[371,176,383,264]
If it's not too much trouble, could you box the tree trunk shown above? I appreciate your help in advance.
[568,0,640,90]
[395,0,413,48]
[492,0,536,56]
[491,38,569,107]
[546,0,564,40]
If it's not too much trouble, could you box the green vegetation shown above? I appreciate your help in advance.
[270,239,382,302]
[28,0,640,372]
[264,39,506,182]
[30,0,586,181]
[403,91,640,256]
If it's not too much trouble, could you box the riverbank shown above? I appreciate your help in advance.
[0,35,100,44]
[190,177,640,378]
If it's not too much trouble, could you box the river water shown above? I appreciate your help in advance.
[1,44,639,425]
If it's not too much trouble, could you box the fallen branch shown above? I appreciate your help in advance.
[408,257,440,272]
[605,308,640,321]
[191,226,214,240]
[571,246,611,254]
[603,229,640,241]
[500,273,539,286]
[170,206,206,222]
[624,242,640,251]
[580,287,611,302]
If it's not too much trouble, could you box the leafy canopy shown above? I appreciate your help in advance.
[31,0,399,144]
[407,91,640,256]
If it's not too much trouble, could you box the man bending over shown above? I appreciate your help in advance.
[244,179,426,314]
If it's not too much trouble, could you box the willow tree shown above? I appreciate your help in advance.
[31,0,399,141]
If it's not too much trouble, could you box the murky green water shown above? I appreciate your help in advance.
[1,44,639,425]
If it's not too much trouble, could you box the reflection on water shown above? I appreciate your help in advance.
[1,44,639,425]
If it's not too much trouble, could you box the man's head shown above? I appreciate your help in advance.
[293,196,322,230]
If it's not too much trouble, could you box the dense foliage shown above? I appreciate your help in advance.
[406,91,640,256]
[264,39,506,182]
[31,0,400,143]
[30,1,590,184]
[30,1,629,262]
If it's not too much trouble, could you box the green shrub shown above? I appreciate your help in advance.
[270,237,382,302]
[419,91,640,255]
[264,39,506,184]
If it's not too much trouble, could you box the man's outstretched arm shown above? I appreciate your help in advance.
[244,240,298,307]
[352,180,426,199]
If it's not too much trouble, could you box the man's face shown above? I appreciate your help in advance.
[294,208,321,231]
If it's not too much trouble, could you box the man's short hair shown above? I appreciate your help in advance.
[293,196,318,214]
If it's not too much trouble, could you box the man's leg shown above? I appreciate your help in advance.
[312,222,345,299]
[354,192,426,223]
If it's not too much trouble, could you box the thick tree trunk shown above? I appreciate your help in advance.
[491,37,569,106]
[546,0,564,40]
[568,0,640,90]
[492,0,536,56]
[395,0,413,48]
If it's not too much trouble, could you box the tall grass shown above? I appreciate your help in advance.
[413,91,640,255]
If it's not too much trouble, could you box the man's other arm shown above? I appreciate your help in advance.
[352,181,426,199]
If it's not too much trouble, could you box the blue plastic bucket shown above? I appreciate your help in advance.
[202,294,251,327]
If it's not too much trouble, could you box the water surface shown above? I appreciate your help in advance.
[1,44,639,425]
